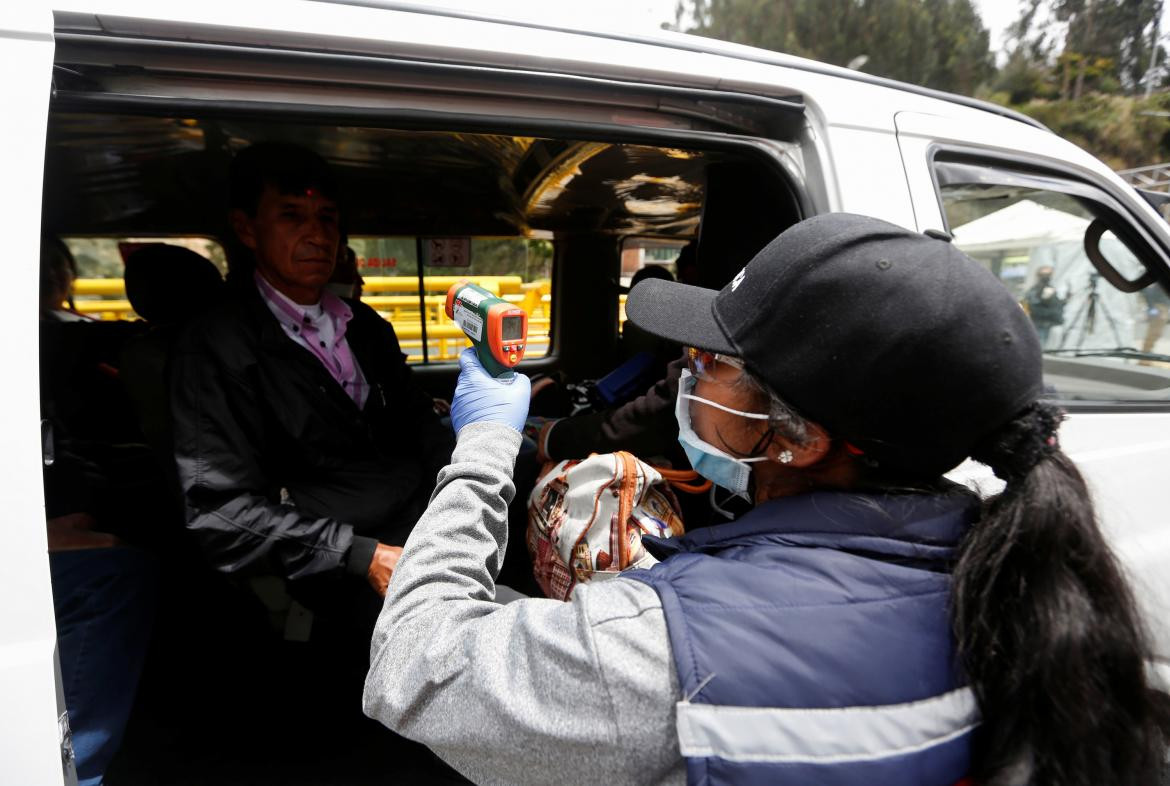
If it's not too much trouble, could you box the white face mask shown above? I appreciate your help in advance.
[674,370,771,498]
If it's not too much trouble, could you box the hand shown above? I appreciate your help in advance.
[450,348,531,434]
[367,543,403,597]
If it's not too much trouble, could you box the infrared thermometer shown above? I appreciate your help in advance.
[445,281,528,378]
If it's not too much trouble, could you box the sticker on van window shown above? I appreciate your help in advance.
[426,237,472,267]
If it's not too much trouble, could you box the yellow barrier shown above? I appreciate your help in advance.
[362,275,524,296]
[70,276,555,362]
[74,299,134,318]
[74,276,540,307]
[73,280,129,296]
[394,318,552,363]
[362,292,551,324]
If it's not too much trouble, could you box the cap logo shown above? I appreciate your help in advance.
[730,267,747,291]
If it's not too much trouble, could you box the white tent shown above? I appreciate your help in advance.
[951,199,1144,349]
[951,199,1089,253]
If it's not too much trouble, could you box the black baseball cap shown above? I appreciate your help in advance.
[626,213,1043,479]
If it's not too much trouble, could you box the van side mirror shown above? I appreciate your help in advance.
[1083,218,1157,293]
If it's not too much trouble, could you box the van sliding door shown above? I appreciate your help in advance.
[0,6,79,786]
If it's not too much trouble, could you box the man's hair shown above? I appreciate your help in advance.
[228,142,340,216]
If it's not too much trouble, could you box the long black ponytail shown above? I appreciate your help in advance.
[957,402,1170,785]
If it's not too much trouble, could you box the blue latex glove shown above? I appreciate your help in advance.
[451,348,532,434]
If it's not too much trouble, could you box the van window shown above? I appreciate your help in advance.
[58,234,553,363]
[350,236,554,364]
[618,239,689,329]
[935,160,1170,403]
[63,236,227,321]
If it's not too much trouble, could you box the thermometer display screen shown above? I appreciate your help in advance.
[502,316,524,341]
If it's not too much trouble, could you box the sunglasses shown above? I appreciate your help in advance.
[686,347,745,381]
[687,347,870,459]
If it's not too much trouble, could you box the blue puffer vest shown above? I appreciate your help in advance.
[626,490,981,786]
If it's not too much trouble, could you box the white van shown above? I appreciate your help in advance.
[5,3,1169,783]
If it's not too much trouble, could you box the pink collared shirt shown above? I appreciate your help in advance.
[255,272,369,408]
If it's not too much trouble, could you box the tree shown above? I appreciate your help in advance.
[671,0,994,96]
[990,0,1058,103]
[1045,0,1163,96]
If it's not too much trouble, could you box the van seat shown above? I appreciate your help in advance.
[119,243,224,462]
[123,243,224,326]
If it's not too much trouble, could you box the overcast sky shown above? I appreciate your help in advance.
[407,0,1026,56]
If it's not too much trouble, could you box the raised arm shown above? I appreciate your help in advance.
[363,350,681,785]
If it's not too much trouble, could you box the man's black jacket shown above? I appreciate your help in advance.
[170,283,454,580]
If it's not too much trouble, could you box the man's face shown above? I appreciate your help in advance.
[233,184,340,304]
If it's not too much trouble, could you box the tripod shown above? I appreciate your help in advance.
[1058,272,1124,350]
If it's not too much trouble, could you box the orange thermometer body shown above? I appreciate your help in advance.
[444,281,528,377]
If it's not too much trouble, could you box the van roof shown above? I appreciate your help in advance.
[312,0,1047,132]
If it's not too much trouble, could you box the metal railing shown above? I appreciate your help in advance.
[71,275,553,363]
[1118,162,1170,192]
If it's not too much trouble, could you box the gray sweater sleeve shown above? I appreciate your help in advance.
[363,422,684,786]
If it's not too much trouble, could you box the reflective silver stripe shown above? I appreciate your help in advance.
[676,687,979,764]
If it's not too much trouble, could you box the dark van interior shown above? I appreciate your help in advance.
[41,32,806,784]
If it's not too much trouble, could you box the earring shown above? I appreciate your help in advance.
[778,449,794,464]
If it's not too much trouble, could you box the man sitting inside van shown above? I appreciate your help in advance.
[170,143,453,617]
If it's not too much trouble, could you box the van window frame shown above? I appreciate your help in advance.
[926,145,1170,414]
[50,30,807,140]
[926,144,1170,273]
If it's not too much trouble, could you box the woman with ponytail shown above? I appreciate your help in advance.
[364,213,1168,785]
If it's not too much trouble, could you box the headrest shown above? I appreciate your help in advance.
[124,244,224,325]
